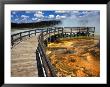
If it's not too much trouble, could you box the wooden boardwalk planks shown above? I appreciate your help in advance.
[11,36,39,77]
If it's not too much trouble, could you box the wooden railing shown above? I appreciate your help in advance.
[36,32,57,77]
[11,27,95,77]
[11,28,44,46]
[35,27,95,77]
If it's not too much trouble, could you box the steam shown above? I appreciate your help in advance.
[55,11,100,35]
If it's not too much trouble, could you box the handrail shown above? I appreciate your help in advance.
[37,32,57,77]
[36,27,95,77]
[11,27,95,77]
[11,29,44,46]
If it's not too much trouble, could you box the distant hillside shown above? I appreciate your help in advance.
[11,20,61,28]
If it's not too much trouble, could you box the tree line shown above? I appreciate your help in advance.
[11,20,61,28]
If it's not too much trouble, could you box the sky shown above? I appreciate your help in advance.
[11,10,100,33]
[11,10,68,23]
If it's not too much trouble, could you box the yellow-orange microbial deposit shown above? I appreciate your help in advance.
[46,37,100,77]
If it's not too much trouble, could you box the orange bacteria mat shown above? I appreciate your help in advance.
[46,38,100,77]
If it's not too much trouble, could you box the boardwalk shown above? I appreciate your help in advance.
[11,27,95,77]
[11,35,39,77]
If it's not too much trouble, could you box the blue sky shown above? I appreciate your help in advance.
[11,10,69,23]
[11,10,100,33]
[11,10,100,23]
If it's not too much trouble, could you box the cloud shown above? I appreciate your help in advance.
[19,15,30,23]
[37,19,43,22]
[25,11,30,13]
[56,15,60,19]
[15,18,19,21]
[48,15,54,18]
[56,15,66,19]
[56,11,100,34]
[32,18,37,21]
[55,10,69,13]
[72,11,79,13]
[34,11,44,18]
[68,10,100,20]
[85,11,99,17]
[11,10,100,31]
[20,18,29,23]
[60,15,66,19]
[11,15,13,18]
[21,15,29,18]
[12,18,20,23]
[25,11,35,13]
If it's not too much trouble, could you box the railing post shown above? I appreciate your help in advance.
[79,27,80,32]
[20,32,22,41]
[62,27,64,38]
[92,27,95,37]
[54,27,56,35]
[94,27,95,33]
[35,30,36,36]
[36,49,44,77]
[40,44,57,77]
[70,28,72,38]
[46,28,48,34]
[11,36,14,46]
[46,28,48,43]
[29,31,30,37]
[86,27,89,37]
[38,44,51,76]
[49,28,51,42]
